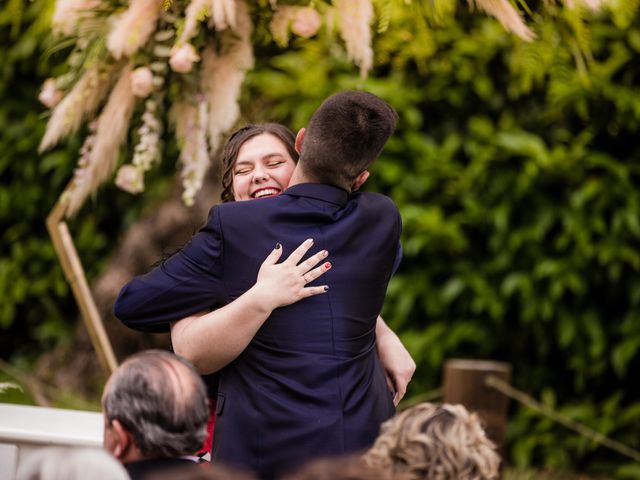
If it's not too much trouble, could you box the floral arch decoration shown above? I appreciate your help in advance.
[39,0,605,372]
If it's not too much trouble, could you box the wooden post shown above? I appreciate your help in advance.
[443,359,511,452]
[46,187,118,375]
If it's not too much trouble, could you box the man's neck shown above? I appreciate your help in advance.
[287,164,351,192]
[120,450,146,464]
[287,166,314,188]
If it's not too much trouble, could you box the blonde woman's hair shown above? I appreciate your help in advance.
[363,403,500,480]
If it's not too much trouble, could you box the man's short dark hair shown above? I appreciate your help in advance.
[102,350,209,458]
[298,90,398,190]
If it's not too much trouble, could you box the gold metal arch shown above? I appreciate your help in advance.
[46,185,118,375]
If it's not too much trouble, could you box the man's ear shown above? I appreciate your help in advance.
[351,170,370,192]
[110,419,134,459]
[295,128,306,154]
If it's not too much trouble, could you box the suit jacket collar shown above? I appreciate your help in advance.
[125,457,197,480]
[283,183,349,207]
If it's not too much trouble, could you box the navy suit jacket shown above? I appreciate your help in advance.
[114,183,402,479]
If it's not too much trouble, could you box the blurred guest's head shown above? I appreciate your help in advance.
[282,454,390,480]
[17,447,129,480]
[363,403,500,480]
[101,349,209,464]
[148,462,257,480]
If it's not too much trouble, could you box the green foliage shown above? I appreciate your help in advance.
[0,0,166,361]
[248,2,640,474]
[0,373,34,405]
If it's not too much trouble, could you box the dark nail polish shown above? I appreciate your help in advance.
[275,243,281,250]
[323,286,329,291]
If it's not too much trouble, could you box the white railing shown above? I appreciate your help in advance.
[0,403,103,480]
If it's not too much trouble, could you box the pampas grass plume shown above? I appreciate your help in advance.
[52,0,101,36]
[469,0,536,41]
[202,0,254,152]
[335,0,374,77]
[66,65,137,216]
[210,0,237,31]
[40,66,117,153]
[269,6,295,46]
[181,0,211,43]
[107,0,163,59]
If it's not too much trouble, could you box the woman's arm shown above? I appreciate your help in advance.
[171,239,330,374]
[376,316,416,406]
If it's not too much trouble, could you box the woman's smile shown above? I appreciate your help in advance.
[251,187,281,199]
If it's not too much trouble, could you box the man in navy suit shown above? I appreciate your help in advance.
[114,91,402,479]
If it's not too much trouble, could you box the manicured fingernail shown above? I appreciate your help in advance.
[323,286,329,291]
[307,238,314,245]
[275,243,281,250]
[325,262,331,269]
[322,250,328,257]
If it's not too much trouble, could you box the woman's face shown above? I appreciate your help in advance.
[232,133,297,201]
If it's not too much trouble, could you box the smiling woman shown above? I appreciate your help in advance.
[232,133,297,200]
[220,123,300,202]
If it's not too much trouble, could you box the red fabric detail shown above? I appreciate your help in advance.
[198,397,217,458]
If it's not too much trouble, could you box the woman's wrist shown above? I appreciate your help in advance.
[375,317,393,340]
[245,284,279,316]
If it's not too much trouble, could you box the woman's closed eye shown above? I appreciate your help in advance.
[234,167,252,175]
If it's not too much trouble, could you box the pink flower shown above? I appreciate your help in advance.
[291,7,321,38]
[115,164,144,194]
[131,66,154,97]
[38,78,64,108]
[169,44,200,74]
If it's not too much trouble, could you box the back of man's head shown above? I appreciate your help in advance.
[298,90,398,190]
[102,350,208,460]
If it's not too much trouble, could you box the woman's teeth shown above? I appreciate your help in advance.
[253,188,279,198]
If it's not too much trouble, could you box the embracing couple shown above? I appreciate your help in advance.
[114,91,415,479]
